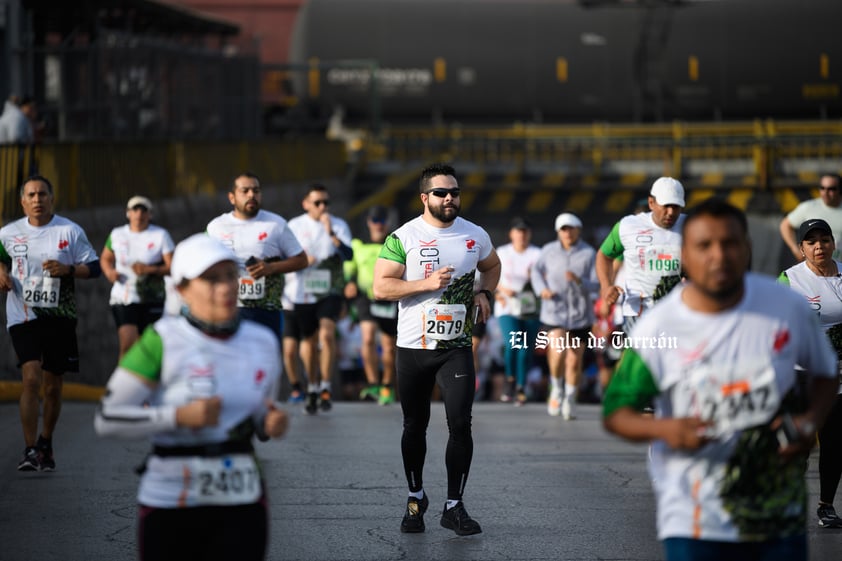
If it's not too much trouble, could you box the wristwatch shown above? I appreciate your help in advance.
[477,289,494,302]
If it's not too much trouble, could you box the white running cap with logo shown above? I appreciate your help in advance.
[170,233,237,284]
[649,177,685,207]
[554,212,583,230]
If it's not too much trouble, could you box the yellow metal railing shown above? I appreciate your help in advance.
[0,139,346,221]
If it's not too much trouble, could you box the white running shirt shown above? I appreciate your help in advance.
[104,224,175,305]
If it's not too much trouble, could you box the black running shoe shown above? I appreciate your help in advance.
[818,504,842,528]
[400,494,429,533]
[305,392,318,415]
[319,389,332,412]
[17,447,40,472]
[38,446,55,472]
[440,501,482,536]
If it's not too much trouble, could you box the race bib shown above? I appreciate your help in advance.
[423,303,467,341]
[22,276,60,308]
[153,453,262,507]
[302,269,331,295]
[509,291,537,317]
[643,245,681,275]
[370,301,397,319]
[677,359,781,438]
[238,275,265,301]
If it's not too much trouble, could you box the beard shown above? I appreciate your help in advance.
[238,200,260,218]
[429,201,459,223]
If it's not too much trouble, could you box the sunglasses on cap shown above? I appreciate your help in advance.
[424,188,461,198]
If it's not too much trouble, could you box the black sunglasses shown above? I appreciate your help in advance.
[313,199,330,207]
[425,188,461,198]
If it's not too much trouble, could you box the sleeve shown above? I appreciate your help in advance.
[478,228,494,261]
[794,301,838,379]
[379,233,407,265]
[530,252,548,295]
[120,326,165,382]
[785,202,807,228]
[104,233,113,251]
[582,249,600,293]
[278,224,304,259]
[161,229,175,254]
[333,219,354,247]
[777,271,790,286]
[72,225,99,264]
[94,367,177,439]
[599,222,625,260]
[602,348,661,417]
[0,238,10,268]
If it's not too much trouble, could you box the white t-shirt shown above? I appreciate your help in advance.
[493,243,541,318]
[379,216,493,349]
[599,212,685,317]
[284,213,352,305]
[786,198,842,259]
[604,273,837,542]
[0,214,98,326]
[105,224,175,305]
[207,210,303,310]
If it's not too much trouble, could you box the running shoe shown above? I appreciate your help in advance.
[400,493,429,533]
[37,443,55,472]
[17,447,40,472]
[547,389,561,416]
[440,501,482,536]
[319,389,332,412]
[359,385,379,402]
[817,504,842,528]
[562,396,576,420]
[515,390,527,407]
[499,392,512,403]
[378,386,395,406]
[305,392,319,415]
[288,389,305,404]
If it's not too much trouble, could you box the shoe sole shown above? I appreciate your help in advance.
[440,518,482,536]
[17,464,38,472]
[400,523,425,533]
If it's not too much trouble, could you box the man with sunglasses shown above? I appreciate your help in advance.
[374,163,501,536]
[780,173,842,262]
[284,183,353,414]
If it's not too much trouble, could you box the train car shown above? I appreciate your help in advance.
[283,0,841,128]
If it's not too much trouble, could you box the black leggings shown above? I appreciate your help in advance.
[139,500,268,561]
[819,395,842,505]
[397,346,475,501]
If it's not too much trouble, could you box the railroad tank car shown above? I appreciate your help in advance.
[284,0,841,127]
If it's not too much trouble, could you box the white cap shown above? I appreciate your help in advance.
[126,195,153,210]
[649,177,685,207]
[170,233,237,284]
[554,212,583,230]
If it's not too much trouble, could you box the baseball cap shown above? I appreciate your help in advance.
[127,195,153,211]
[797,218,833,244]
[170,234,237,284]
[510,216,532,230]
[554,213,583,230]
[367,205,388,222]
[649,177,685,207]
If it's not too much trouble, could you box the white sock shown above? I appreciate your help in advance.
[320,381,331,392]
[307,383,319,393]
[550,377,562,394]
[565,383,577,401]
[446,499,460,510]
[409,490,424,500]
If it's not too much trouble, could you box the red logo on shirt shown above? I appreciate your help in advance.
[258,232,267,241]
[773,329,790,353]
[58,239,69,250]
[147,242,154,250]
[466,239,476,250]
[255,369,266,384]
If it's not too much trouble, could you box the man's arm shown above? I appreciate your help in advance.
[473,249,501,323]
[779,216,803,262]
[596,250,623,305]
[373,258,454,301]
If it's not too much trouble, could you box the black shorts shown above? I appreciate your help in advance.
[111,303,163,333]
[540,325,591,347]
[283,295,343,340]
[239,308,283,344]
[9,317,79,374]
[353,296,398,337]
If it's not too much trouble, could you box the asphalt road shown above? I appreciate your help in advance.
[1,400,840,561]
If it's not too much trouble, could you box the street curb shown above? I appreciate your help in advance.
[0,381,105,402]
